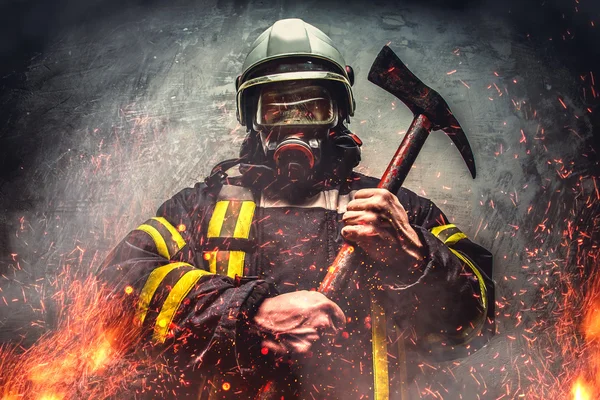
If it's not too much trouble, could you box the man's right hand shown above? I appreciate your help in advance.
[252,290,346,357]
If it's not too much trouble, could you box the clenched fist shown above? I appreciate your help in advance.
[252,291,346,357]
[341,188,425,270]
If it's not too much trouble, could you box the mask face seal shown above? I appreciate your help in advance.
[253,81,338,185]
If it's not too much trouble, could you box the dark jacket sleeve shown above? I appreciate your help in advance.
[97,183,274,382]
[382,188,495,360]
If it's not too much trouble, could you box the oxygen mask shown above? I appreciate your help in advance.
[253,81,338,185]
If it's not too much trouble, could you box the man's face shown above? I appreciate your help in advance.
[250,80,341,189]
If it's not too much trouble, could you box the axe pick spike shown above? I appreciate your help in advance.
[367,45,476,179]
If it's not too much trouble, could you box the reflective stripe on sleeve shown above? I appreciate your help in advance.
[450,248,487,312]
[445,231,468,245]
[136,262,191,325]
[152,217,186,251]
[430,223,467,245]
[136,224,170,259]
[153,268,213,343]
[135,217,187,259]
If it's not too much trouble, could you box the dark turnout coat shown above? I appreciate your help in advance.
[99,172,494,399]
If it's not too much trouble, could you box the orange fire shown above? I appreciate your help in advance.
[0,272,146,399]
[568,279,600,399]
[572,378,592,400]
[583,301,600,342]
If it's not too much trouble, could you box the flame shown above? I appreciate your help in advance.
[38,394,64,400]
[572,378,592,400]
[583,302,600,341]
[0,272,149,399]
[568,287,600,400]
[517,175,600,400]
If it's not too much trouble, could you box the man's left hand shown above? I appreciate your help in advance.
[341,188,425,273]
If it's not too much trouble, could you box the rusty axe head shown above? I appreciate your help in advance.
[367,45,476,178]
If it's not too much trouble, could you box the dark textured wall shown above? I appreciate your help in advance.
[0,0,598,398]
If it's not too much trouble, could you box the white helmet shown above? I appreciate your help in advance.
[236,18,355,127]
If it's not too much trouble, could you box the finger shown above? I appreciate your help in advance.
[287,332,320,343]
[348,203,410,232]
[346,197,378,212]
[340,225,356,242]
[312,315,338,335]
[353,188,399,206]
[323,301,346,331]
[354,188,400,205]
[262,338,287,355]
[342,210,379,225]
[285,326,319,336]
[347,196,397,214]
[288,336,314,355]
[341,225,378,242]
[353,188,385,199]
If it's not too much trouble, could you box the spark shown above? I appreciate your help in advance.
[558,97,568,109]
[520,129,527,144]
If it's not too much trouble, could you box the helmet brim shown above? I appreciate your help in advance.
[236,71,355,126]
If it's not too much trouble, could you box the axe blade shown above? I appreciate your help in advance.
[367,45,476,178]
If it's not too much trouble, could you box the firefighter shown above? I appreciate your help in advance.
[99,18,494,399]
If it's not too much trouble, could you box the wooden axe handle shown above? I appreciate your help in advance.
[318,114,432,299]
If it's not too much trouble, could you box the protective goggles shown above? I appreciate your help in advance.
[254,82,337,127]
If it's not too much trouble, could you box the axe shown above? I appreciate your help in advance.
[319,45,476,299]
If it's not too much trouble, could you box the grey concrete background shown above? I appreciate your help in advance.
[0,0,598,398]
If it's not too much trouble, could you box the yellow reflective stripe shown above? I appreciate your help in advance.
[154,269,213,343]
[430,223,456,238]
[152,217,186,250]
[136,262,191,325]
[207,251,217,274]
[136,224,170,259]
[206,200,255,278]
[445,232,468,245]
[227,251,245,278]
[450,249,487,311]
[233,201,256,238]
[208,201,229,237]
[370,295,389,400]
[395,325,408,400]
[226,201,255,278]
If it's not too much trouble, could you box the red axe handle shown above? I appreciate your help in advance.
[318,114,432,299]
